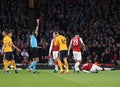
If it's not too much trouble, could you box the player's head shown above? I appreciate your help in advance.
[7,31,13,37]
[87,59,92,63]
[57,30,65,36]
[74,32,80,37]
[2,30,8,37]
[53,31,58,38]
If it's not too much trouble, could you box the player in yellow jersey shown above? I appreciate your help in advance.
[54,30,69,74]
[1,31,21,73]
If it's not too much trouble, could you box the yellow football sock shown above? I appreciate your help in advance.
[11,60,17,70]
[64,61,69,72]
[8,61,12,66]
[58,60,63,71]
[3,61,9,71]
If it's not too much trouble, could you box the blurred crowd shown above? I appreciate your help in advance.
[0,0,120,65]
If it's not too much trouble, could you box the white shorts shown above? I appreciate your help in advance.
[90,64,102,73]
[52,51,59,60]
[73,51,82,60]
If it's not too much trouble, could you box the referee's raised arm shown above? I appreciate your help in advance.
[34,18,40,36]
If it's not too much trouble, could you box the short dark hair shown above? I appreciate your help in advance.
[8,30,13,34]
[3,30,8,34]
[74,32,80,35]
[3,30,13,34]
[57,30,65,36]
[53,31,58,34]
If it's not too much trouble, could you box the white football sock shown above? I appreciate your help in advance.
[55,65,58,71]
[74,62,80,71]
[104,68,111,71]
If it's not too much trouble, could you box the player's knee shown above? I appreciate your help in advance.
[63,58,67,62]
[54,61,58,65]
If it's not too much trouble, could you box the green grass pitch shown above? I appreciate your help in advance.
[0,70,120,87]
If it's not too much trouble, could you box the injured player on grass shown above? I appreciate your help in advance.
[81,62,115,73]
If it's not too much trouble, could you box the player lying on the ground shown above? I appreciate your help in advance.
[81,62,115,73]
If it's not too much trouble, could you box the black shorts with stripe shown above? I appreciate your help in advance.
[29,48,39,59]
[59,50,68,60]
[4,52,14,61]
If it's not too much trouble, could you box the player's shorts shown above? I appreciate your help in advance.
[90,64,102,73]
[4,52,14,61]
[30,48,39,58]
[73,51,82,60]
[59,50,68,59]
[53,51,59,60]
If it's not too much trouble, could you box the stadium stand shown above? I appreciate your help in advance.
[0,0,120,68]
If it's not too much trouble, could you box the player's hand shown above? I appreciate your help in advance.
[3,59,6,62]
[36,18,40,25]
[1,51,4,55]
[38,46,41,48]
[48,54,52,58]
[17,48,21,52]
[68,52,70,56]
[82,47,86,51]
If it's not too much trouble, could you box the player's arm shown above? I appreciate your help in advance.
[1,38,6,54]
[1,44,5,54]
[80,38,86,51]
[1,43,5,61]
[34,19,40,36]
[12,43,21,52]
[68,40,72,56]
[82,70,91,73]
[48,39,53,57]
[80,38,85,47]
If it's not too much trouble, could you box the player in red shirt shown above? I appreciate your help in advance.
[81,62,115,73]
[49,32,59,73]
[68,32,85,73]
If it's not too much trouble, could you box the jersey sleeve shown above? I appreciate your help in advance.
[70,39,72,46]
[68,39,72,51]
[3,37,6,44]
[49,39,54,54]
[80,38,85,46]
[30,35,33,46]
[79,38,83,44]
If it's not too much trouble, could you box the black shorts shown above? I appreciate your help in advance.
[29,48,39,58]
[59,50,68,59]
[4,52,14,61]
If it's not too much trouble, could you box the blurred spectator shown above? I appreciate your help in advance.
[39,38,49,63]
[21,49,29,66]
[0,0,120,64]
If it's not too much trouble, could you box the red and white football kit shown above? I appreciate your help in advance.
[49,39,59,60]
[70,37,84,60]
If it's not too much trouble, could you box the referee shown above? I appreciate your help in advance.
[28,19,40,73]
